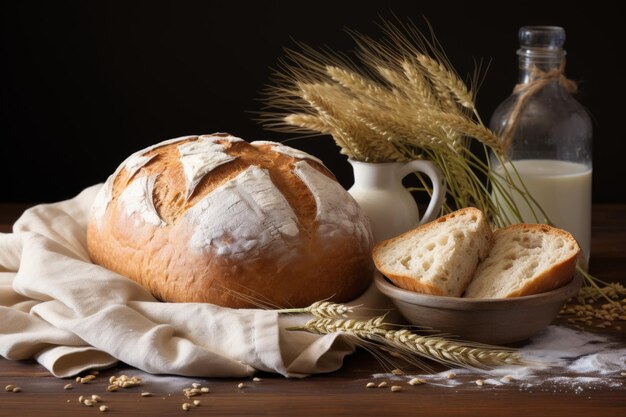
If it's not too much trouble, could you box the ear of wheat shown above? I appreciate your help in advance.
[287,314,524,370]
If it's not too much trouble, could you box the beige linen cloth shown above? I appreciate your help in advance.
[0,185,389,378]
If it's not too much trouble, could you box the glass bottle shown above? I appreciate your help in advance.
[490,26,593,268]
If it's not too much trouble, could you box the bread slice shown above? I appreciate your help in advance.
[464,224,580,299]
[372,208,493,297]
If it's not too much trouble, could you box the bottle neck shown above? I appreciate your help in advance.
[517,48,565,84]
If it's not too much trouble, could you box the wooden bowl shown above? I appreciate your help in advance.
[374,271,582,345]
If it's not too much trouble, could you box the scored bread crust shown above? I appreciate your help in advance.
[372,207,493,297]
[87,134,373,308]
[464,224,580,298]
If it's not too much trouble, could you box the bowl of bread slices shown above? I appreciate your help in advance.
[373,207,582,344]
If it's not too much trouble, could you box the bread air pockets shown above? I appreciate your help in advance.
[372,209,580,299]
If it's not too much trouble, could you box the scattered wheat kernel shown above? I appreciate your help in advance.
[5,385,16,392]
[84,399,94,407]
[408,378,425,386]
[252,377,262,382]
[475,379,484,386]
[190,388,201,394]
[11,387,21,393]
[108,376,116,384]
[106,385,119,392]
[200,387,210,393]
[63,384,72,390]
[141,392,152,397]
[183,390,197,398]
[192,383,201,388]
[501,375,514,383]
[447,373,456,379]
[237,383,246,389]
[193,400,201,406]
[78,395,85,403]
[390,385,402,392]
[91,394,102,402]
[75,377,81,383]
[182,403,192,411]
[66,400,70,403]
[621,372,626,377]
[391,369,403,375]
[99,405,108,412]
[377,382,387,388]
[366,382,376,388]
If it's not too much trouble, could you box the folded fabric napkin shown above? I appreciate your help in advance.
[0,185,388,378]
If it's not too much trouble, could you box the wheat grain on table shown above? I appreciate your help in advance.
[1,204,625,417]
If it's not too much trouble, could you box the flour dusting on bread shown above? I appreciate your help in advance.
[252,141,324,165]
[124,154,156,180]
[294,161,371,247]
[178,137,237,200]
[91,175,114,228]
[118,175,165,227]
[91,135,196,226]
[186,165,299,257]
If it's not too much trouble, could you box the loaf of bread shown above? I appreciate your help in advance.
[464,224,579,298]
[372,208,493,297]
[87,133,374,308]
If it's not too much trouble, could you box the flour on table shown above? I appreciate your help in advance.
[371,326,625,393]
[118,175,165,227]
[185,165,299,263]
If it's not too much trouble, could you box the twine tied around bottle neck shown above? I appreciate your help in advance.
[499,59,578,151]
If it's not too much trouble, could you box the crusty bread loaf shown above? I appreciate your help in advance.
[464,224,579,298]
[87,133,373,308]
[372,208,493,297]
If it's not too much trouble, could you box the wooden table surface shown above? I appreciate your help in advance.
[1,204,625,417]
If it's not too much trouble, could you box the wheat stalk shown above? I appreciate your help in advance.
[416,54,476,111]
[276,301,357,318]
[289,316,523,370]
[284,114,334,135]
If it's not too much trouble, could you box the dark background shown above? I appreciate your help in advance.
[1,1,624,203]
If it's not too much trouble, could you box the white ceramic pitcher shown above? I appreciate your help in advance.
[347,159,446,242]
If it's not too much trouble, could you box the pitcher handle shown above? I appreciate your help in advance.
[396,160,447,225]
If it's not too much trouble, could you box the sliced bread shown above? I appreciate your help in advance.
[464,224,580,299]
[372,207,493,297]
